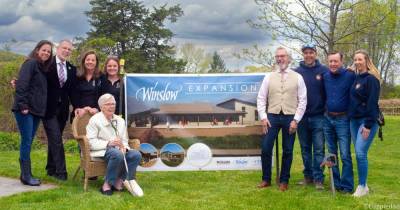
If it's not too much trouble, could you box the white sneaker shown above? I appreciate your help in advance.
[352,185,369,197]
[124,180,144,197]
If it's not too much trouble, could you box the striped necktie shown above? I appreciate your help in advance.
[58,62,65,87]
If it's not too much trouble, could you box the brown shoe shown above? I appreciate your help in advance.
[257,181,271,188]
[297,178,313,186]
[279,183,288,192]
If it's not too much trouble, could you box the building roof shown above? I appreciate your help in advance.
[151,103,245,115]
[216,98,256,107]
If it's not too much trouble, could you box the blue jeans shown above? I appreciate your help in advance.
[261,113,295,184]
[323,114,354,192]
[350,118,378,187]
[297,115,325,182]
[104,147,142,186]
[14,112,40,161]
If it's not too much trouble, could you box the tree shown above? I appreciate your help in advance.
[209,51,228,73]
[179,43,212,73]
[334,0,399,85]
[71,37,116,69]
[250,0,395,55]
[84,0,185,73]
[234,44,274,67]
[244,65,271,73]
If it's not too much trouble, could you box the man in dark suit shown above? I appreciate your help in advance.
[42,39,76,180]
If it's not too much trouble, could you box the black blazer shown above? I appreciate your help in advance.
[44,56,76,122]
[12,59,48,117]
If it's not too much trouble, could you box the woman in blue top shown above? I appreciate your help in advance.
[348,50,381,197]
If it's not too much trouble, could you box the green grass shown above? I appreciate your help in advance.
[0,117,399,210]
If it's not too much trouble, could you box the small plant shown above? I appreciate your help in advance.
[0,131,44,151]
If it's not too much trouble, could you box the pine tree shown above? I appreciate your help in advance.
[209,51,228,73]
[82,0,185,73]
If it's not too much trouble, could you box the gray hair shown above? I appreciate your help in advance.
[57,39,73,47]
[275,46,292,62]
[98,93,116,108]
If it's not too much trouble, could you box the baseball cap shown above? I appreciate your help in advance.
[301,43,317,52]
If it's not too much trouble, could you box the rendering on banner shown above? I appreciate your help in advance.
[125,73,266,171]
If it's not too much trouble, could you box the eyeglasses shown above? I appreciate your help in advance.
[103,103,116,106]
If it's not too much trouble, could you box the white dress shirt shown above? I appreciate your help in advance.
[257,68,307,122]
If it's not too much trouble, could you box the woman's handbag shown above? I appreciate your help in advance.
[377,108,385,141]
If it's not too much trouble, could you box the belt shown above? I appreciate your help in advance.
[327,112,346,116]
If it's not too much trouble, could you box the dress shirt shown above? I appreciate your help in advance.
[257,68,307,122]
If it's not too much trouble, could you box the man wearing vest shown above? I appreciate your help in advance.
[323,51,355,193]
[295,44,328,190]
[257,47,307,191]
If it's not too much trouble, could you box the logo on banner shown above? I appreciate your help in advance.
[136,82,182,102]
[216,160,231,165]
[235,159,249,166]
[187,143,213,168]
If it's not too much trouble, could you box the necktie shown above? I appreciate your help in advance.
[58,62,65,87]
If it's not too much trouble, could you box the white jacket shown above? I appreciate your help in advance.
[86,112,131,157]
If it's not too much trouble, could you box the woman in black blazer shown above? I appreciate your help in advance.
[12,40,53,186]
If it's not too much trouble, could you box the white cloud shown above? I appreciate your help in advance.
[0,0,273,70]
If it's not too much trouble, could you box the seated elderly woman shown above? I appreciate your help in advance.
[86,93,143,196]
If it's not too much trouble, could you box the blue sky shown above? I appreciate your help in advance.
[0,0,271,70]
[161,143,184,154]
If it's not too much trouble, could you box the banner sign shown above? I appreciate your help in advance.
[125,73,266,171]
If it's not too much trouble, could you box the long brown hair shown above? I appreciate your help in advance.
[76,50,100,79]
[354,50,381,83]
[103,56,120,78]
[27,40,53,71]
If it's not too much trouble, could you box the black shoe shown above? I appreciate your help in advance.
[47,170,55,176]
[52,173,68,181]
[100,188,113,196]
[19,159,41,186]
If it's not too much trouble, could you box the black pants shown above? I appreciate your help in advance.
[42,113,67,175]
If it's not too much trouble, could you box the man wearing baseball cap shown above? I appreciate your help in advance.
[295,43,329,190]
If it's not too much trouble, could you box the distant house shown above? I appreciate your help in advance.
[217,98,258,124]
[128,99,258,127]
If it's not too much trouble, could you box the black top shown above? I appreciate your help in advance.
[70,76,102,112]
[348,72,380,129]
[12,59,48,117]
[44,56,76,121]
[100,74,124,115]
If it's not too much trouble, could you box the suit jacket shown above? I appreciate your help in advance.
[44,56,76,121]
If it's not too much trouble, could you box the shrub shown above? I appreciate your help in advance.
[63,140,79,153]
[0,131,44,151]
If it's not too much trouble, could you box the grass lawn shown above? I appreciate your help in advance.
[0,117,399,210]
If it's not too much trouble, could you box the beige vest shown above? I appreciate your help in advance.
[267,70,298,115]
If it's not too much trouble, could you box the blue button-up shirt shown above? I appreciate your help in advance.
[323,67,355,112]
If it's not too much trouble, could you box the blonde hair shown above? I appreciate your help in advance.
[354,50,381,83]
